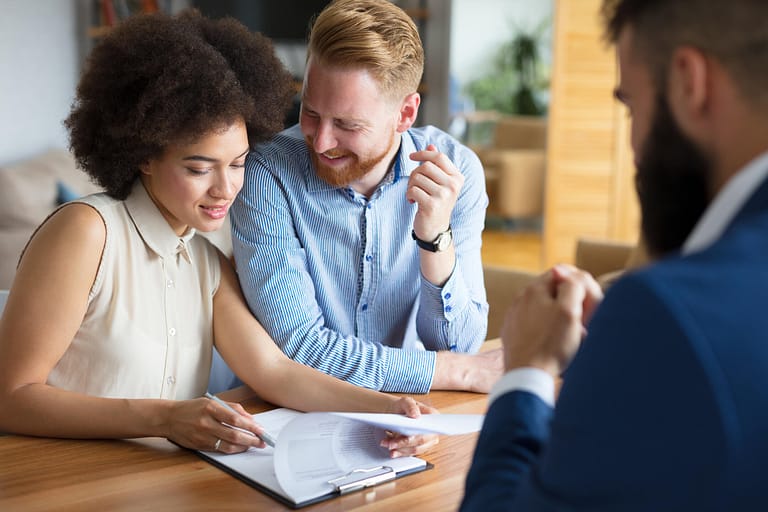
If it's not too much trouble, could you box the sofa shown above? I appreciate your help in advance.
[0,148,232,290]
[0,149,102,290]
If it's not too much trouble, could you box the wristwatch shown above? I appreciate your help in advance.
[412,226,453,252]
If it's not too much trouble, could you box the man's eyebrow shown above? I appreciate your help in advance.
[302,103,367,126]
[337,117,367,126]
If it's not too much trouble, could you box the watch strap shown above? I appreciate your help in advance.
[411,226,452,252]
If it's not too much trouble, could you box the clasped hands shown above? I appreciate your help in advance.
[501,264,604,378]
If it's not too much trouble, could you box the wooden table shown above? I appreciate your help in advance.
[0,345,499,511]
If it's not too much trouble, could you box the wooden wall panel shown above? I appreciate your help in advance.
[543,0,639,266]
[610,110,641,243]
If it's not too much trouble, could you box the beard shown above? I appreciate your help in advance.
[635,96,712,258]
[306,135,395,188]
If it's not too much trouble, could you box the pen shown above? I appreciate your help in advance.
[204,392,277,447]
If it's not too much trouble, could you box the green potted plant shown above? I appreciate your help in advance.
[466,17,551,116]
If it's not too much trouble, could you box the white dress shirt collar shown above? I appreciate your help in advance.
[683,150,768,255]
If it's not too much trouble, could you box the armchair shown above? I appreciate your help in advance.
[473,115,547,221]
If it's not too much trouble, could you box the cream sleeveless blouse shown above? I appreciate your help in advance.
[47,182,221,400]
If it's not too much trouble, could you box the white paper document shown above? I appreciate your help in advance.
[328,411,485,436]
[196,408,484,508]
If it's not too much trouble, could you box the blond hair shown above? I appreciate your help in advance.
[307,0,424,100]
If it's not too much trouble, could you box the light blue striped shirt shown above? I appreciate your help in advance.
[230,124,488,393]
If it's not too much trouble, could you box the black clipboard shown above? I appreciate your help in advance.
[194,449,433,509]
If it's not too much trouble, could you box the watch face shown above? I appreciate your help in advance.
[435,230,452,251]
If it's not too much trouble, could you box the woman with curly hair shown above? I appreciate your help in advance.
[0,9,437,456]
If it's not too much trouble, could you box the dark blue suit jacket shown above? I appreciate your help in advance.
[462,176,768,511]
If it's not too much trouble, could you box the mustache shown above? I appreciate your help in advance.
[322,149,349,159]
[303,136,349,159]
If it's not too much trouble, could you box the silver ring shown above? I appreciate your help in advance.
[214,438,222,451]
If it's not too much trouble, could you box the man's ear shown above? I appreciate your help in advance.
[139,161,151,176]
[667,46,711,134]
[396,92,421,132]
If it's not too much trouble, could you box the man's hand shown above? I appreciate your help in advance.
[432,348,504,393]
[501,264,603,377]
[407,143,464,242]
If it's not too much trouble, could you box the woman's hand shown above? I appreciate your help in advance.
[381,397,440,457]
[164,398,269,454]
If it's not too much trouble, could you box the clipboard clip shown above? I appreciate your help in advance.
[327,465,396,495]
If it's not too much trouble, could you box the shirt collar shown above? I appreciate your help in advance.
[125,180,196,264]
[395,130,420,179]
[683,150,768,255]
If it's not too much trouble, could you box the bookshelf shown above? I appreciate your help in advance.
[83,0,180,61]
[88,0,170,40]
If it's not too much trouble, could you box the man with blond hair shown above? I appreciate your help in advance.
[224,0,501,394]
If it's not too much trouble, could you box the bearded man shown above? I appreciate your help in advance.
[461,0,768,510]
[219,0,502,395]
